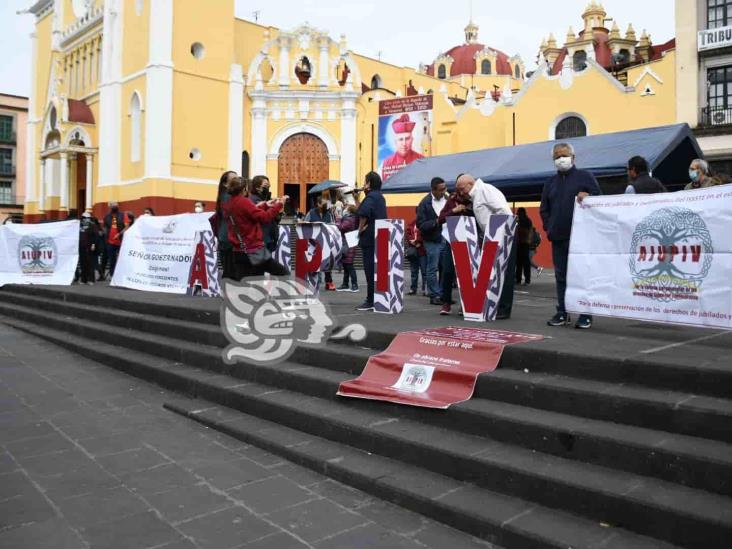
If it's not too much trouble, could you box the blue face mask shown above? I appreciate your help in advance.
[689,169,700,182]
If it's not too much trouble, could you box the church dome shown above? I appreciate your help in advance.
[425,21,516,78]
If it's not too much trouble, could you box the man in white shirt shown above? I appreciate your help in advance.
[455,174,516,319]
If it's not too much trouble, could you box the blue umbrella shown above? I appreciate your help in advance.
[307,180,348,194]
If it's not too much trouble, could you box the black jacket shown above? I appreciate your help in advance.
[416,193,444,243]
[540,166,601,241]
[629,172,667,194]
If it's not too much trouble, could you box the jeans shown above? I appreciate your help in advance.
[423,240,444,298]
[551,239,570,313]
[341,263,357,287]
[440,241,455,304]
[408,253,427,292]
[105,243,121,277]
[516,243,531,284]
[361,245,375,305]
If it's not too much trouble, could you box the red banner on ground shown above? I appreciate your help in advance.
[337,327,544,409]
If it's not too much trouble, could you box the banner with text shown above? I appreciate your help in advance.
[446,215,516,322]
[0,220,79,287]
[111,213,216,294]
[566,186,732,329]
[374,219,405,314]
[378,95,433,181]
[337,327,543,408]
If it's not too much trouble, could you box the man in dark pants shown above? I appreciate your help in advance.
[540,143,601,329]
[355,171,387,311]
[416,177,448,305]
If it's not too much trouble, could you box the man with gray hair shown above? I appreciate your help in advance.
[685,159,716,190]
[540,143,601,329]
[455,174,516,319]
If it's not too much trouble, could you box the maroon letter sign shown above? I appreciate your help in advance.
[337,326,543,409]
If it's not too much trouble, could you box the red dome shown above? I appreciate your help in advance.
[426,43,515,78]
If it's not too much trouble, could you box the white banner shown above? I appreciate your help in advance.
[566,186,732,329]
[0,220,80,287]
[111,213,215,294]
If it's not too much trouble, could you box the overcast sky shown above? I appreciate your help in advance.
[0,0,675,98]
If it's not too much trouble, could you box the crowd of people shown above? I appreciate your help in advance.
[48,148,725,331]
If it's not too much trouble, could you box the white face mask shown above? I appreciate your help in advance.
[194,206,203,213]
[554,156,573,172]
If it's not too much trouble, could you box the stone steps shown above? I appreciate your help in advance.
[0,315,684,549]
[2,285,731,548]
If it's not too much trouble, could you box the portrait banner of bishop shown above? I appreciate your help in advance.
[378,95,433,181]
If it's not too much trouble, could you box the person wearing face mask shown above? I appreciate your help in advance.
[305,195,336,290]
[250,175,280,254]
[540,143,601,329]
[684,159,716,190]
[102,202,128,279]
[194,201,206,214]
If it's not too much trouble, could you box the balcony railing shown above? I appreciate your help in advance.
[700,105,732,127]
[0,165,15,177]
[0,131,16,144]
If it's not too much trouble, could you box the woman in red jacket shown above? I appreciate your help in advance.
[223,177,290,278]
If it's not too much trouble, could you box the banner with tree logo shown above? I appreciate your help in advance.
[0,220,79,287]
[566,186,732,329]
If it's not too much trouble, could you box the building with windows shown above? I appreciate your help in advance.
[676,0,732,174]
[0,94,28,224]
[22,1,676,221]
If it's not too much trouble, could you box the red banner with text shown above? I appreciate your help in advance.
[337,327,543,409]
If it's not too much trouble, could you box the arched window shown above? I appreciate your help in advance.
[129,93,142,163]
[437,64,446,79]
[241,151,250,179]
[370,74,383,89]
[481,59,491,75]
[294,56,312,85]
[336,58,350,86]
[555,116,587,140]
[514,64,521,79]
[618,49,631,64]
[573,50,587,72]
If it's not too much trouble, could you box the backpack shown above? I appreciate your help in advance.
[530,228,542,249]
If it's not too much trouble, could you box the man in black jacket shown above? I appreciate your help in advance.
[624,156,667,194]
[416,177,447,305]
[540,143,601,329]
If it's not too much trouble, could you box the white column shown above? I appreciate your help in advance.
[25,31,38,204]
[278,36,290,88]
[98,0,124,186]
[145,0,174,179]
[250,106,267,176]
[39,158,46,212]
[340,98,357,183]
[318,37,330,88]
[228,64,244,173]
[51,0,64,50]
[85,155,93,211]
[59,152,69,210]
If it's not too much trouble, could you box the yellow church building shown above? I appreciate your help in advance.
[22,0,677,222]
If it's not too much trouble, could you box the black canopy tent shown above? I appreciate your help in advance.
[382,124,704,200]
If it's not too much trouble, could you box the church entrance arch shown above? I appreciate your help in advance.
[277,132,329,215]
